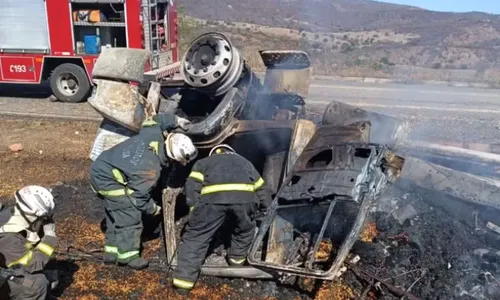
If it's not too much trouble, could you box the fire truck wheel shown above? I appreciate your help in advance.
[50,63,91,103]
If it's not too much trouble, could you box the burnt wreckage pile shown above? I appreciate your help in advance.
[85,32,500,298]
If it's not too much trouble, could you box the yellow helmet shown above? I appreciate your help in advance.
[209,144,236,156]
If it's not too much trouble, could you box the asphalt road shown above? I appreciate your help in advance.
[308,81,500,144]
[1,80,499,144]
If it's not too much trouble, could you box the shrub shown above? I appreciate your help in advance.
[312,42,322,49]
[340,42,354,53]
[432,62,442,69]
[380,57,390,65]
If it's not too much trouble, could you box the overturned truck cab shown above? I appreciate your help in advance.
[86,31,407,281]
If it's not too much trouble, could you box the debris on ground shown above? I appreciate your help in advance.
[8,143,23,152]
[316,240,333,261]
[360,222,378,243]
[2,117,500,299]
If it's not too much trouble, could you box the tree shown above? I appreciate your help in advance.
[323,38,329,43]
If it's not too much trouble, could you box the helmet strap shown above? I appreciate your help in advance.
[15,203,39,232]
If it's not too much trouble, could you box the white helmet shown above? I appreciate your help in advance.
[209,144,236,156]
[165,133,198,165]
[15,185,55,218]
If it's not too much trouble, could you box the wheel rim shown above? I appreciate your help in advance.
[56,72,80,97]
[181,32,244,96]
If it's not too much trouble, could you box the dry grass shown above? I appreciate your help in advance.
[315,279,357,300]
[0,119,97,200]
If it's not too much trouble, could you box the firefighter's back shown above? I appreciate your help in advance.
[195,153,261,205]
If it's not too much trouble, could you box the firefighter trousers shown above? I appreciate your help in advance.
[90,174,143,262]
[173,202,258,287]
[0,273,49,300]
[102,195,143,262]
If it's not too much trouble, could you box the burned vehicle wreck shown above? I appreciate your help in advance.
[247,126,403,280]
[86,32,500,284]
[86,32,405,280]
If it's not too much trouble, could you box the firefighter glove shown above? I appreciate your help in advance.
[43,222,56,237]
[175,116,192,131]
[152,203,162,216]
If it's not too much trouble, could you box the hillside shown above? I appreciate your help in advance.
[178,0,500,84]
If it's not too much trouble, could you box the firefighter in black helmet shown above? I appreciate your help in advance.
[172,144,272,294]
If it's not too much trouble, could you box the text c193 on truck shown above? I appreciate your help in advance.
[0,0,180,103]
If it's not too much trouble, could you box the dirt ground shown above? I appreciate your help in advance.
[1,116,499,300]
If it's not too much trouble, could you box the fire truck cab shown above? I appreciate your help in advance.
[0,0,179,103]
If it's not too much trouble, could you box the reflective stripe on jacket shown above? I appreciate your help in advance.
[0,232,56,274]
[185,153,272,207]
[90,114,177,214]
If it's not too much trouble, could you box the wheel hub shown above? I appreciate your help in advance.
[181,32,244,96]
[57,73,80,96]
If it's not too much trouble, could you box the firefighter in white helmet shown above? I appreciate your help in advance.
[90,113,198,270]
[0,185,57,300]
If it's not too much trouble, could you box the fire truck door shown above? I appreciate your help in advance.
[0,57,37,82]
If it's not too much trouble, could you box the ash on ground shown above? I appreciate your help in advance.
[42,176,500,299]
[352,181,500,300]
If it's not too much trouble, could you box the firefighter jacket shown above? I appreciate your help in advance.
[0,231,56,274]
[91,114,178,215]
[185,153,272,208]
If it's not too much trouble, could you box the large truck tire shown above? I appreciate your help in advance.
[50,63,91,103]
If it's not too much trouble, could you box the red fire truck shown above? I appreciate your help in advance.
[0,0,180,103]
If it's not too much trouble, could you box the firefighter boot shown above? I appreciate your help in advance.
[174,287,191,296]
[118,256,149,270]
[227,256,246,266]
[172,278,194,296]
[103,246,118,265]
[103,252,117,265]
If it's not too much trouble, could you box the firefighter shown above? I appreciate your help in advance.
[90,113,198,270]
[172,144,272,294]
[0,185,57,300]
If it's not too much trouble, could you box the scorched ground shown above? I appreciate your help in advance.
[0,116,498,300]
